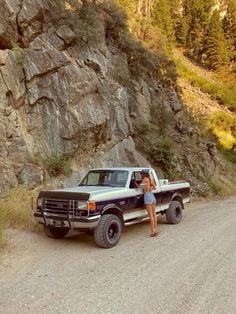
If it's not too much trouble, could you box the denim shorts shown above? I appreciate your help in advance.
[144,192,156,205]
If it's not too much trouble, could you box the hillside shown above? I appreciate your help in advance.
[0,0,235,199]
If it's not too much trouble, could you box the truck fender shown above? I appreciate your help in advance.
[171,193,184,209]
[101,204,124,226]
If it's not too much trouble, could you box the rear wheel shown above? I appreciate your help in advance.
[166,201,183,224]
[44,225,69,239]
[94,214,122,248]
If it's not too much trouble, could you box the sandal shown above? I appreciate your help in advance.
[149,232,159,237]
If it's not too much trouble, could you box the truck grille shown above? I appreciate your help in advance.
[43,198,76,216]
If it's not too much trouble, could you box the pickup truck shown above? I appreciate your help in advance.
[34,167,190,248]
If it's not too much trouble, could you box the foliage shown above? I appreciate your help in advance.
[223,0,236,64]
[175,59,236,111]
[152,0,174,53]
[209,111,236,150]
[0,186,40,232]
[43,154,72,177]
[205,10,230,69]
[77,3,105,46]
[98,1,128,40]
[11,43,25,69]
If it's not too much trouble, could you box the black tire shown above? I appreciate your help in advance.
[44,225,69,239]
[94,214,122,248]
[166,201,183,224]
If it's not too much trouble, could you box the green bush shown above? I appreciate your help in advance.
[209,111,236,150]
[43,154,72,177]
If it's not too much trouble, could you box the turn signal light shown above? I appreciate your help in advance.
[88,201,96,211]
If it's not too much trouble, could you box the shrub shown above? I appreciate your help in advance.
[209,111,236,150]
[98,1,127,40]
[43,154,72,177]
[77,3,105,46]
[11,43,25,69]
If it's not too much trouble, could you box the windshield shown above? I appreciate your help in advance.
[79,170,129,187]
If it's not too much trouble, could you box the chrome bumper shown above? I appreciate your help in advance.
[34,213,100,230]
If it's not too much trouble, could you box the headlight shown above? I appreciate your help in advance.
[76,201,96,211]
[37,198,43,207]
[77,201,87,210]
[36,198,43,212]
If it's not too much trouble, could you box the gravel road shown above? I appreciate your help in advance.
[0,197,236,314]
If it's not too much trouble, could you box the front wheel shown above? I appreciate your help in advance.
[166,201,183,224]
[94,214,122,248]
[44,225,69,239]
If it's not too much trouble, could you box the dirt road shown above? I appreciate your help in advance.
[1,197,236,314]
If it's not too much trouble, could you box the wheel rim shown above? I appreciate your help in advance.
[175,207,181,220]
[107,222,119,241]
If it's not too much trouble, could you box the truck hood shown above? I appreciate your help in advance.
[39,186,126,201]
[56,186,124,195]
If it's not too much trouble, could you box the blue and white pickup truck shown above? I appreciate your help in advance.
[34,167,190,248]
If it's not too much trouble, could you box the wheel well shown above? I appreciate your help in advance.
[172,195,184,208]
[102,208,124,226]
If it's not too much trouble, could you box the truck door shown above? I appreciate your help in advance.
[128,171,144,210]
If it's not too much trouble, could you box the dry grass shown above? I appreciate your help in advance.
[0,186,41,233]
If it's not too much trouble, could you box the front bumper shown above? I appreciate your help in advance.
[34,213,100,230]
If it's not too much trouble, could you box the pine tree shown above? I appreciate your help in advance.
[188,0,214,59]
[205,10,230,69]
[152,0,174,53]
[176,0,214,61]
[176,17,189,47]
[177,0,193,47]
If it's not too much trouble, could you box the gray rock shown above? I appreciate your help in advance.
[169,89,182,113]
[0,0,20,49]
[56,25,76,45]
[18,164,44,188]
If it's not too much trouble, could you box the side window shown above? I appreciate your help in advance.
[134,172,142,183]
[129,171,142,189]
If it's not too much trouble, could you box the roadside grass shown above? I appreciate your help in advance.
[0,186,41,232]
[215,173,236,196]
[175,59,236,112]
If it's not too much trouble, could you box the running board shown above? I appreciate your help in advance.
[124,216,149,226]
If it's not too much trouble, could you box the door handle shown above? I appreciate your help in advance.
[136,194,143,200]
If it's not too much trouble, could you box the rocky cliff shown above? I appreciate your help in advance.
[0,0,235,195]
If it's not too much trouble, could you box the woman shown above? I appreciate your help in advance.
[140,169,158,237]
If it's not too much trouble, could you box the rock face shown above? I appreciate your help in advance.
[0,0,234,194]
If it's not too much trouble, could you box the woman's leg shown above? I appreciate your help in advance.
[146,204,156,235]
[152,203,158,234]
